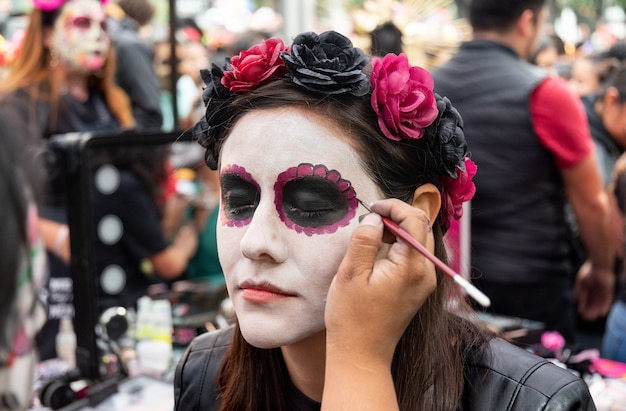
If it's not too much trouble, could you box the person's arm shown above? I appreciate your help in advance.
[561,154,615,320]
[149,223,198,280]
[39,218,70,264]
[531,77,615,320]
[322,198,437,410]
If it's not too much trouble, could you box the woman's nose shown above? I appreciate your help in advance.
[239,201,288,263]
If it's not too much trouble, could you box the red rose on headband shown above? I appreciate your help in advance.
[442,158,477,222]
[32,0,108,11]
[221,37,289,92]
[370,53,438,141]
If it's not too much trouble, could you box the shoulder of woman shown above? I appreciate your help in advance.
[463,338,594,410]
[174,326,234,411]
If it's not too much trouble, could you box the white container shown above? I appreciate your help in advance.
[56,317,77,369]
[136,339,172,377]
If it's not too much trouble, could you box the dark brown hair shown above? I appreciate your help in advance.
[208,78,492,410]
[470,0,546,33]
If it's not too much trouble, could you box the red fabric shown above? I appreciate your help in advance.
[530,76,595,169]
[162,160,178,203]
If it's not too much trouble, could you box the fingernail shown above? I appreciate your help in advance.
[359,213,381,226]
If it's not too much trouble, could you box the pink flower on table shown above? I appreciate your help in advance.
[541,331,566,353]
[222,37,290,93]
[370,53,438,141]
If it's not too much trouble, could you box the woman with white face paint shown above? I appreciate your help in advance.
[0,0,134,361]
[174,31,597,410]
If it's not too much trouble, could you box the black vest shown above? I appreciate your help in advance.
[433,40,572,283]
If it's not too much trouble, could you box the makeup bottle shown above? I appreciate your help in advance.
[56,317,77,369]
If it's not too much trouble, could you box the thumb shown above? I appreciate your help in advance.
[337,213,383,282]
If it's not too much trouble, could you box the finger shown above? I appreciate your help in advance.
[370,199,431,242]
[336,213,383,282]
[369,199,433,265]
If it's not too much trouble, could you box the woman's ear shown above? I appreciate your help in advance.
[411,183,441,224]
[604,87,621,107]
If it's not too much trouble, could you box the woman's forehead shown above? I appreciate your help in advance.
[220,108,364,178]
[60,0,105,19]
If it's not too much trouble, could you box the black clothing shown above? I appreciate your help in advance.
[613,172,626,304]
[433,40,569,285]
[433,40,577,340]
[0,85,123,360]
[173,327,597,410]
[108,16,163,130]
[582,95,624,185]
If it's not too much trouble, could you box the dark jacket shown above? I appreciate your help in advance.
[173,327,596,411]
[108,16,163,130]
[433,40,573,285]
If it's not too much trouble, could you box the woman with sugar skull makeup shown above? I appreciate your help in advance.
[0,0,134,361]
[174,31,596,410]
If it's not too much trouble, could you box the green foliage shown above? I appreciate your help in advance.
[556,0,626,20]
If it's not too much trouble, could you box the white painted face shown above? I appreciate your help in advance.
[218,107,380,349]
[51,0,109,73]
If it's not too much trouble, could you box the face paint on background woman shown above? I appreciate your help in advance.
[51,0,109,73]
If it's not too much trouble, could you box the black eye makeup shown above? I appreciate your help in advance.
[220,165,260,227]
[274,163,358,236]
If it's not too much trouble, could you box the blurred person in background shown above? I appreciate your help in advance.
[0,0,134,360]
[0,109,48,411]
[369,21,403,57]
[569,53,619,98]
[106,0,162,129]
[603,153,626,363]
[529,34,560,76]
[433,0,615,343]
[581,64,626,185]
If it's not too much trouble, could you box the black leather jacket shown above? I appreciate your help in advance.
[174,327,596,410]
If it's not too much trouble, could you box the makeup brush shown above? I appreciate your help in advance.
[357,199,491,307]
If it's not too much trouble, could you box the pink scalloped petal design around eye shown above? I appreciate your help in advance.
[274,163,358,236]
[296,163,313,177]
[220,164,260,228]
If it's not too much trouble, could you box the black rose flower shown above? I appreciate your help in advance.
[427,94,468,179]
[193,65,232,170]
[281,31,370,96]
[199,65,231,105]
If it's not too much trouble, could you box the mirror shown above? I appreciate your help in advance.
[49,130,228,381]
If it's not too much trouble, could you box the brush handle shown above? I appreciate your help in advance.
[379,216,491,308]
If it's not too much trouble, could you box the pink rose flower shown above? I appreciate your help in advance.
[221,37,290,93]
[442,158,477,221]
[370,53,438,141]
[541,331,565,352]
[33,0,108,11]
[32,0,65,11]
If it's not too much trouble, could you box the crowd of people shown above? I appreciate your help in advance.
[4,0,626,409]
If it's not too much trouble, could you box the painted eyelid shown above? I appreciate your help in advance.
[274,163,358,236]
[220,165,261,227]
